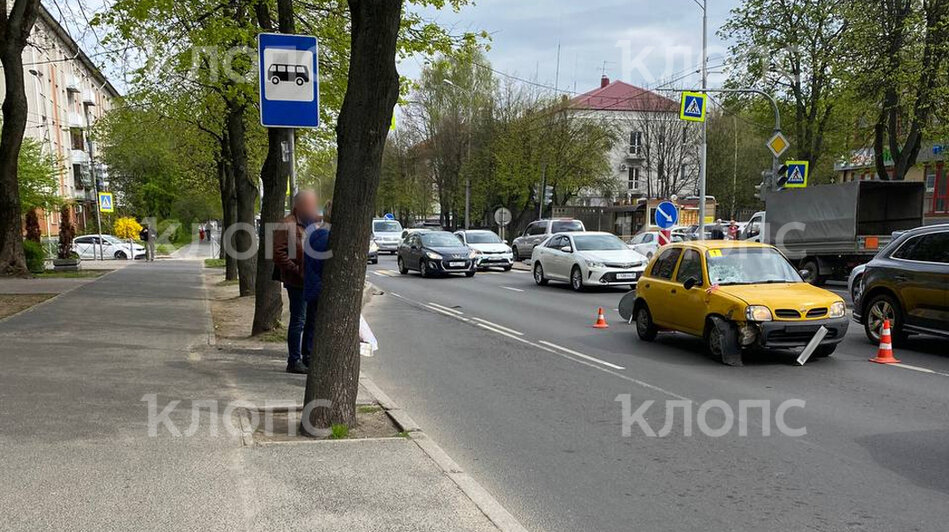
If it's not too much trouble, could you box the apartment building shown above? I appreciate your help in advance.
[4,4,120,235]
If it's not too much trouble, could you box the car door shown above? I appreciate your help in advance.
[890,231,949,331]
[540,235,566,279]
[670,248,707,335]
[73,236,92,258]
[640,246,683,327]
[524,222,543,254]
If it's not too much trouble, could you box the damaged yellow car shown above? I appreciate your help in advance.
[632,241,849,365]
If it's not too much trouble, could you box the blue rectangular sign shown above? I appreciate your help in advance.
[258,33,320,128]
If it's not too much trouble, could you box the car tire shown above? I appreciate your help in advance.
[295,77,304,86]
[570,266,584,292]
[813,344,836,358]
[270,76,280,84]
[800,259,826,286]
[512,246,521,262]
[635,303,657,341]
[705,317,743,366]
[533,262,548,286]
[370,258,378,265]
[419,259,429,278]
[863,293,904,345]
[397,256,408,274]
[115,251,128,260]
[465,271,476,278]
[502,265,512,272]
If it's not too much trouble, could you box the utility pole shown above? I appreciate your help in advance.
[85,106,104,261]
[697,0,708,240]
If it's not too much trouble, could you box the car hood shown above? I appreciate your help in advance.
[715,282,842,308]
[577,249,647,265]
[426,246,470,259]
[468,243,509,253]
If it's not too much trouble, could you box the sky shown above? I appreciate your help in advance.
[51,0,737,96]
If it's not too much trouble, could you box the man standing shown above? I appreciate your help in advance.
[274,190,319,374]
[140,224,156,262]
[303,200,331,362]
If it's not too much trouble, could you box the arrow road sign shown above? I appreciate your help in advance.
[98,192,114,213]
[679,91,706,122]
[785,161,809,188]
[258,33,320,128]
[655,201,678,229]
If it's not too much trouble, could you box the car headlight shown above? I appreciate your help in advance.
[469,249,482,259]
[369,241,378,252]
[584,259,605,269]
[829,301,846,318]
[745,305,773,322]
[425,251,443,260]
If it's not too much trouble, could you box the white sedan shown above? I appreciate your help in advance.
[454,230,514,271]
[531,232,648,291]
[73,234,146,260]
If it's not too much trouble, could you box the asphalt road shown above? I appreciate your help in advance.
[361,254,949,532]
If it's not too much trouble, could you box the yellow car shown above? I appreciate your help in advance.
[632,241,849,365]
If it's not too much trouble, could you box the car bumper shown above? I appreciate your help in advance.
[476,254,513,267]
[376,241,400,252]
[585,268,645,286]
[430,259,475,273]
[753,316,850,349]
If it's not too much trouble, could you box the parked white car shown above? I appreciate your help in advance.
[626,231,684,259]
[454,230,514,271]
[371,218,403,254]
[72,234,146,260]
[531,232,648,291]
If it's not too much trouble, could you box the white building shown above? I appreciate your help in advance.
[568,76,699,206]
[3,3,120,235]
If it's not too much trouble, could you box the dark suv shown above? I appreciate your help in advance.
[852,224,949,344]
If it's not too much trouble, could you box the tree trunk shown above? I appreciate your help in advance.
[251,0,295,335]
[252,127,291,334]
[0,0,41,277]
[302,0,402,433]
[217,152,238,280]
[227,102,257,296]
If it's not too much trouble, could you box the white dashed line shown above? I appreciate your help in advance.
[500,286,524,293]
[537,341,626,370]
[891,363,949,377]
[427,302,463,315]
[471,317,523,336]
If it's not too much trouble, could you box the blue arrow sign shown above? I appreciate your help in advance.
[655,201,678,229]
[384,213,395,220]
[258,33,320,128]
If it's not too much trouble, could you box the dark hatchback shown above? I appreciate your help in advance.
[853,224,949,344]
[397,231,477,278]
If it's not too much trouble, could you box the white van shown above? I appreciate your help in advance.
[372,218,404,254]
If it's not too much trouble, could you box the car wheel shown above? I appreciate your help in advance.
[397,256,408,274]
[115,251,128,260]
[295,77,304,86]
[800,259,826,286]
[465,270,476,278]
[635,303,657,341]
[705,317,742,366]
[419,259,429,278]
[813,344,836,358]
[502,265,512,272]
[864,293,903,345]
[570,266,584,292]
[533,262,548,286]
[270,76,280,84]
[512,246,521,262]
[370,258,378,265]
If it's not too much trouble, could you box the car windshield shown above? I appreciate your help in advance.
[422,233,464,248]
[373,221,402,233]
[465,232,501,244]
[572,234,628,251]
[103,235,124,244]
[551,220,583,232]
[706,247,802,285]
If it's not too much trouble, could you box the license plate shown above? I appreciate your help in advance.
[449,261,466,267]
[616,273,638,280]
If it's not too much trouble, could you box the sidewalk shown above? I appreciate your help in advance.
[0,260,505,531]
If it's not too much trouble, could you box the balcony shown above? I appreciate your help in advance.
[68,112,85,128]
[70,149,89,163]
[625,148,645,161]
[65,76,81,93]
[82,89,96,106]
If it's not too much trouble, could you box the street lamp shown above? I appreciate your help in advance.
[442,78,474,230]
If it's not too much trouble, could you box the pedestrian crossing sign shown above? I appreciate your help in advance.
[98,192,114,213]
[679,91,706,122]
[785,161,809,188]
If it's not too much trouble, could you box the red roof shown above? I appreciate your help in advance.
[569,80,677,113]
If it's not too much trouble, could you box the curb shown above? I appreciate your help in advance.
[359,372,527,532]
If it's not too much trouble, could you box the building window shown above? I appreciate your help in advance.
[627,167,641,191]
[73,164,84,189]
[629,131,642,155]
[70,128,84,151]
[929,163,947,214]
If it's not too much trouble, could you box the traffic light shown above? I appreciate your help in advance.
[544,185,554,205]
[774,164,789,189]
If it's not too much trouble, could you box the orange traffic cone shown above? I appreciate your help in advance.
[869,319,900,364]
[593,307,609,329]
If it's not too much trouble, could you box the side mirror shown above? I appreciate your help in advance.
[683,277,698,290]
[798,269,809,278]
[503,240,509,245]
[560,246,573,253]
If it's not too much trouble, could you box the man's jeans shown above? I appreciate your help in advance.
[286,286,312,366]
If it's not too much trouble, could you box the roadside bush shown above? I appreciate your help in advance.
[23,239,46,273]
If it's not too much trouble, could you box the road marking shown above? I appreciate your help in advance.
[500,286,524,293]
[475,323,533,345]
[371,271,388,277]
[427,302,463,315]
[424,304,470,322]
[471,317,523,336]
[538,341,626,370]
[891,363,949,377]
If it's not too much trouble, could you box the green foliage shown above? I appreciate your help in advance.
[329,424,349,440]
[18,138,60,211]
[24,210,41,242]
[23,240,46,273]
[204,258,226,268]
